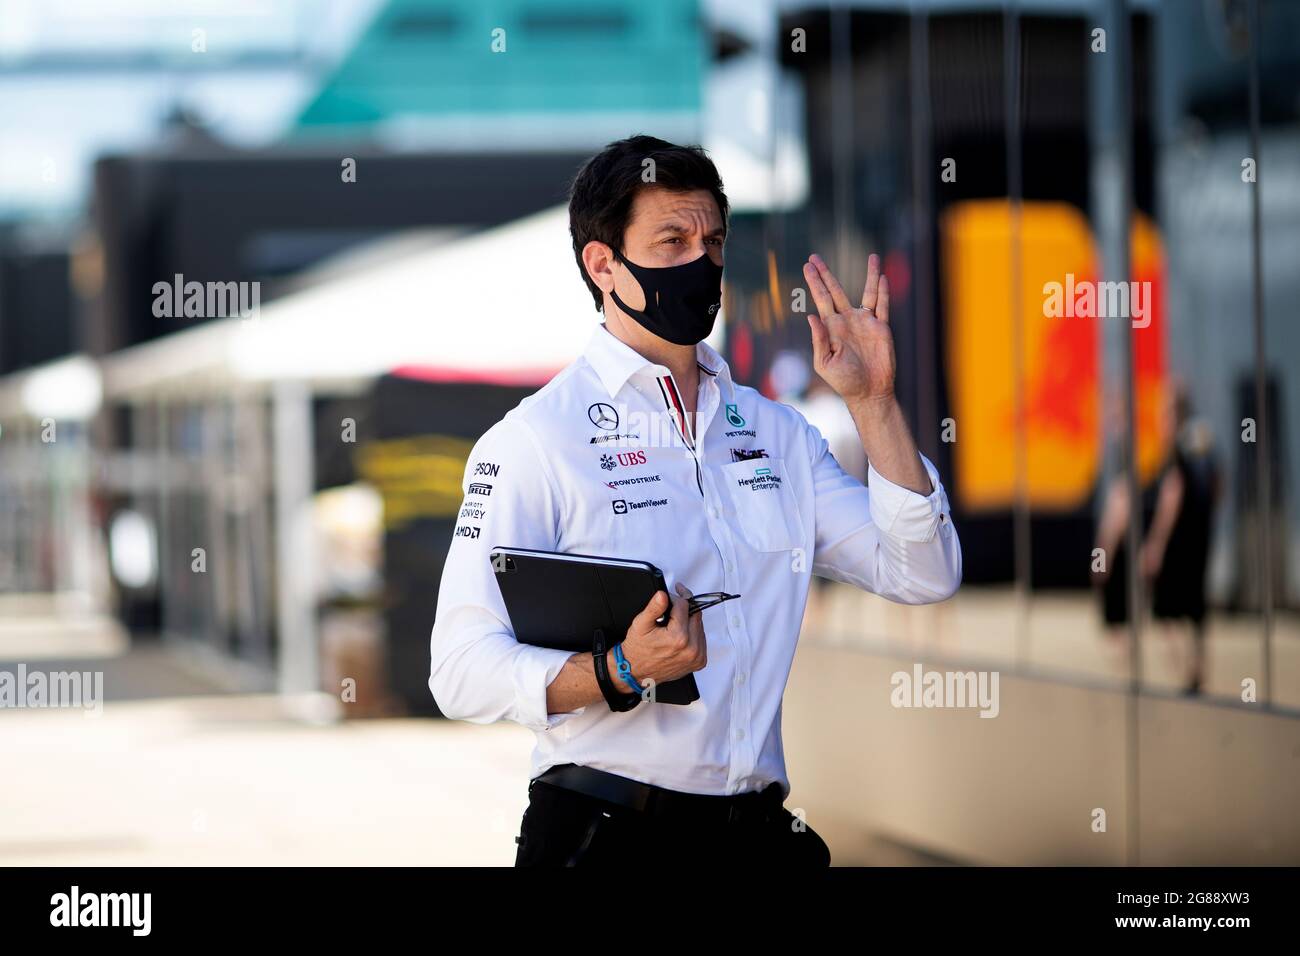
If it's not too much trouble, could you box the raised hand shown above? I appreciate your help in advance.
[802,253,895,404]
[801,251,932,496]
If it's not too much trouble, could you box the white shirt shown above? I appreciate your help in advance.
[793,390,868,484]
[429,323,962,798]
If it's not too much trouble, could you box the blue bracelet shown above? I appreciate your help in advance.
[611,644,641,695]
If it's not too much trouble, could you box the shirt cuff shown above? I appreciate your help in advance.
[512,644,587,732]
[866,452,951,543]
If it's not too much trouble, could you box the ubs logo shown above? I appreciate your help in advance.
[600,450,647,471]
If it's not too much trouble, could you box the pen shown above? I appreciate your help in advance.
[687,592,741,615]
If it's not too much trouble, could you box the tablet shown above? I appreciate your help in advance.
[489,546,700,705]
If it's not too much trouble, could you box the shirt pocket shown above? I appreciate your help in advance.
[720,457,804,552]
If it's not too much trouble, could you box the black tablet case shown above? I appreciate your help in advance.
[490,547,700,706]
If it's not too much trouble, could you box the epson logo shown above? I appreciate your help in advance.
[472,462,500,477]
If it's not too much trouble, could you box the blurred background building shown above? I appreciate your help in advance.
[1,0,1297,865]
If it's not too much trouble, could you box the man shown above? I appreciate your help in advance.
[429,135,962,867]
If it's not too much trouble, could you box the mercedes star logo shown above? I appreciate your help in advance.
[588,403,619,430]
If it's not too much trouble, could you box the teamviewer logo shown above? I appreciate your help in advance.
[611,499,628,515]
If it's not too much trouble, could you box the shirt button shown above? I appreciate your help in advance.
[735,729,746,740]
[735,673,746,685]
[730,616,740,629]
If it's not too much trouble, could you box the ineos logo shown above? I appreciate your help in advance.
[588,403,619,430]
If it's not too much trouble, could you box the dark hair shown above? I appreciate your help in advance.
[568,134,729,312]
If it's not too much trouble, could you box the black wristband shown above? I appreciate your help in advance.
[592,629,640,712]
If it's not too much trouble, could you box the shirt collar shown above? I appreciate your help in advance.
[583,323,734,398]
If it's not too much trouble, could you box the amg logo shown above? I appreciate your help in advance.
[467,482,493,496]
[590,433,641,445]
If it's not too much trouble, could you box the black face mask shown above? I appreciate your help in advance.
[609,248,723,346]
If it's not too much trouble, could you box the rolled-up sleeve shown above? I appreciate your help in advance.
[428,417,586,731]
[805,421,962,604]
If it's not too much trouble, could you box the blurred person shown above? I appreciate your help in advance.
[1091,390,1156,657]
[768,348,811,405]
[1140,384,1220,695]
[428,135,961,868]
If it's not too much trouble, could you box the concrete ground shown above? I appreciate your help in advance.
[3,685,535,866]
[2,584,1294,866]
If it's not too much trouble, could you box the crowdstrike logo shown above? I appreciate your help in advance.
[605,474,662,488]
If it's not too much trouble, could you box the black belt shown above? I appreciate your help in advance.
[534,764,785,826]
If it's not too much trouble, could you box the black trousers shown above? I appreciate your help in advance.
[513,777,832,867]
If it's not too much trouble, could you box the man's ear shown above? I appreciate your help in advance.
[582,241,616,297]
